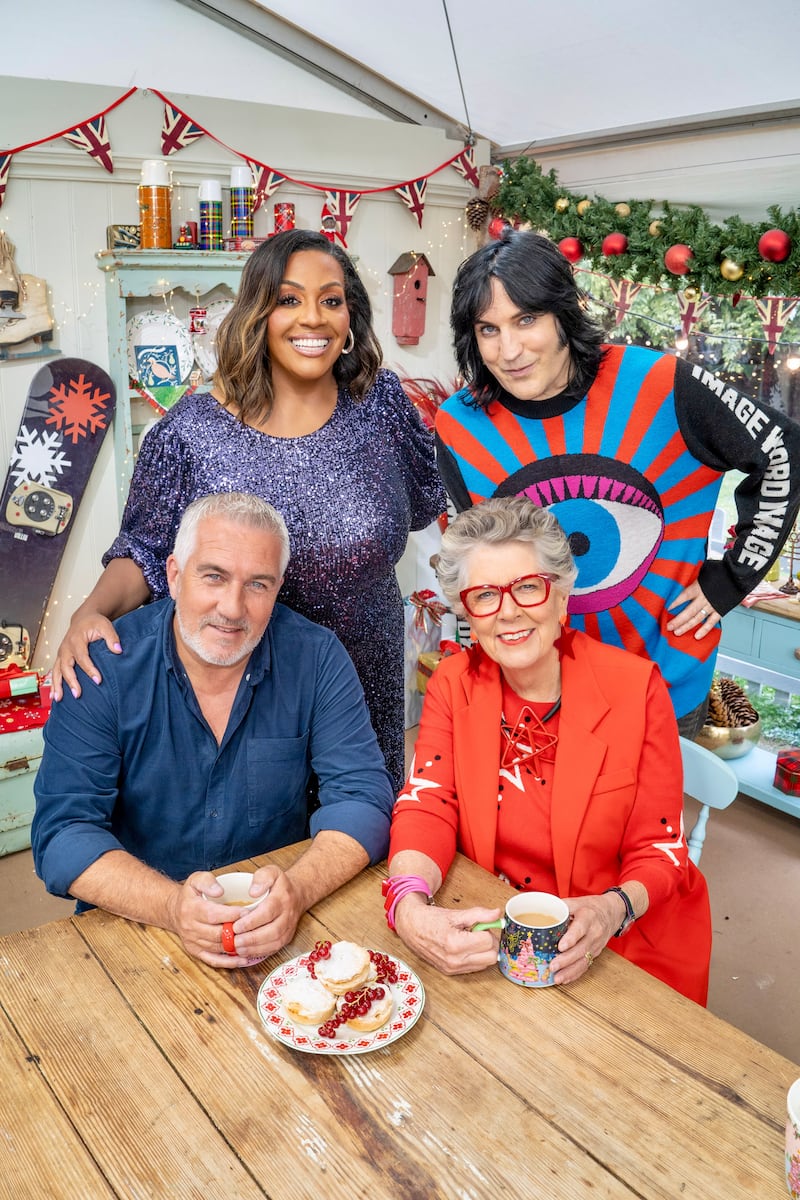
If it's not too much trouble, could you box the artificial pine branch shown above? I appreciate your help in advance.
[495,158,800,298]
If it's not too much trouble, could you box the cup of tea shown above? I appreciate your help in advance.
[787,1078,800,1198]
[475,892,570,987]
[203,871,267,910]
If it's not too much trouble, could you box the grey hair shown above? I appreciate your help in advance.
[436,496,577,613]
[172,492,291,574]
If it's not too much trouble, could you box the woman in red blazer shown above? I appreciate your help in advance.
[388,496,712,1004]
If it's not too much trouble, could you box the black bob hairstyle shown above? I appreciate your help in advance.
[450,228,605,409]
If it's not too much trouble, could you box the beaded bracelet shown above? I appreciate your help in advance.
[382,874,434,931]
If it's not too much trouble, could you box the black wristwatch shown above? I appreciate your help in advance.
[605,886,635,937]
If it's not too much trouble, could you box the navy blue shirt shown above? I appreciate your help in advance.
[33,599,394,900]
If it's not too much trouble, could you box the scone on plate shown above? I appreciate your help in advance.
[283,975,337,1025]
[314,941,371,995]
[343,985,393,1033]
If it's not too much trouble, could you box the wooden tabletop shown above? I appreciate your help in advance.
[1,844,797,1199]
[750,594,800,622]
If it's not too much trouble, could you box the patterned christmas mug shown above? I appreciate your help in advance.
[787,1078,800,1198]
[475,892,570,988]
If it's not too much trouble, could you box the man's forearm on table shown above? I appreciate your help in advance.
[69,850,182,930]
[285,831,369,912]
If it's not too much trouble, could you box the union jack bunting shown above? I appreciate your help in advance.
[247,161,286,212]
[324,190,362,246]
[394,177,428,228]
[676,290,711,338]
[62,116,114,173]
[753,296,799,354]
[160,104,205,156]
[0,154,12,209]
[607,278,643,325]
[450,147,480,189]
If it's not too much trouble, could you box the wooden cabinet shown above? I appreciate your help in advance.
[96,249,250,515]
[717,597,800,819]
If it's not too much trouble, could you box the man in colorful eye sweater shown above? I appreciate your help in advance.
[437,229,800,736]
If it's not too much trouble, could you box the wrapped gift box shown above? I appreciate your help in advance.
[773,749,800,796]
[0,668,52,855]
[417,639,462,695]
[403,589,454,727]
[416,650,442,695]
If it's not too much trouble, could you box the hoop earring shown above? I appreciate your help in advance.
[340,328,355,356]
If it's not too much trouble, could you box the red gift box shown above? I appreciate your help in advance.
[773,749,800,796]
[0,666,52,734]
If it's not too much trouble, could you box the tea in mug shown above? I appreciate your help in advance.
[515,911,560,927]
[224,899,251,907]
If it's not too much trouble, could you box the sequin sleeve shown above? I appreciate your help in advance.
[102,417,198,600]
[377,370,446,530]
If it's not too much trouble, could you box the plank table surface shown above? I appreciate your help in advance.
[1,843,797,1198]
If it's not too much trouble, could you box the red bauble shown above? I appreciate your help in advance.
[601,232,628,256]
[487,216,507,239]
[758,228,791,263]
[664,243,694,275]
[558,236,584,263]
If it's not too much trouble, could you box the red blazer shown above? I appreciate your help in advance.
[392,631,712,1004]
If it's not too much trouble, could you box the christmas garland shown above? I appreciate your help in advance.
[494,157,800,300]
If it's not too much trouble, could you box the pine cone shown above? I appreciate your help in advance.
[717,677,759,727]
[465,196,489,230]
[706,680,727,727]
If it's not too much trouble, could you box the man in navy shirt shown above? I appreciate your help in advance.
[33,493,394,969]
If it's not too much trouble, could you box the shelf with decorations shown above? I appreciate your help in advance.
[96,249,251,516]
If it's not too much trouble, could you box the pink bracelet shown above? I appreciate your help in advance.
[382,874,434,931]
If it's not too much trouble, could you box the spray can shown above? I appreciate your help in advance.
[138,160,172,249]
[230,165,254,240]
[198,180,223,250]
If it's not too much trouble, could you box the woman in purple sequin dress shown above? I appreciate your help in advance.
[53,231,445,789]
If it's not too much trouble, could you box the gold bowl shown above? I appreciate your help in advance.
[695,717,762,760]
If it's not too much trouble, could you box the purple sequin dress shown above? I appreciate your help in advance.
[104,369,445,789]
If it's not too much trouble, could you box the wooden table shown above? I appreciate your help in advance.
[2,845,797,1198]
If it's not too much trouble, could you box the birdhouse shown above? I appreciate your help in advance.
[387,252,435,346]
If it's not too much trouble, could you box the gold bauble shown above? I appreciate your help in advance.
[577,199,592,216]
[720,257,744,282]
[648,220,662,237]
[683,285,701,302]
[615,203,631,218]
[555,197,570,213]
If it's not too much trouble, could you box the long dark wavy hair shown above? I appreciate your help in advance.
[450,228,605,409]
[214,229,382,423]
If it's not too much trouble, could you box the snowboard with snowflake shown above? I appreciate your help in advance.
[0,358,115,666]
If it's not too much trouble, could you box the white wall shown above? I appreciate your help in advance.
[0,54,486,667]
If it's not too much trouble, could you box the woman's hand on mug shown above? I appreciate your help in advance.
[393,894,501,975]
[549,894,620,985]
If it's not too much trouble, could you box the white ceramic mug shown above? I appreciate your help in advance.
[202,871,268,910]
[787,1078,800,1198]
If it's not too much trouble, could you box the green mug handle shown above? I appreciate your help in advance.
[471,918,504,932]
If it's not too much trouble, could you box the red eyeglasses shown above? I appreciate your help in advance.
[459,573,556,617]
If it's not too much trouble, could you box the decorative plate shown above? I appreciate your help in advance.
[191,298,234,381]
[126,310,194,388]
[257,952,425,1055]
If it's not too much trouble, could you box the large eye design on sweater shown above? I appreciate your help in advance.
[496,455,665,614]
